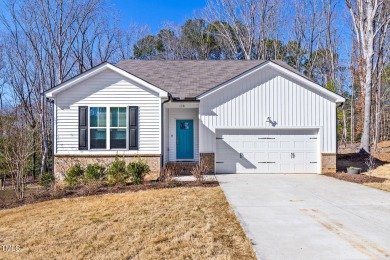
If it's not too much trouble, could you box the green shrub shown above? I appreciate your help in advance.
[127,160,150,185]
[84,164,106,183]
[64,164,84,188]
[39,172,55,188]
[107,157,127,186]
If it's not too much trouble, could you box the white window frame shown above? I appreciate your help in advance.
[109,107,128,150]
[89,106,128,150]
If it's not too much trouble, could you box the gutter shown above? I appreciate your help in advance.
[160,94,172,178]
[336,100,345,152]
[46,98,55,174]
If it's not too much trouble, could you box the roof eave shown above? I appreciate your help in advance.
[44,63,168,99]
[197,61,345,104]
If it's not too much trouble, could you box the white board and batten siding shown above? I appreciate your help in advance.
[199,67,337,173]
[54,69,161,155]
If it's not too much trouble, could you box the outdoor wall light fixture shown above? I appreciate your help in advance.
[266,116,277,127]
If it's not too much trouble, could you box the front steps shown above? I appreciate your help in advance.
[165,161,199,175]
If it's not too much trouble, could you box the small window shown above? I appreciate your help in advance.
[180,122,190,130]
[90,107,107,149]
[110,107,127,149]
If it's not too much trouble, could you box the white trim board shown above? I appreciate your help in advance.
[197,61,345,103]
[45,63,168,98]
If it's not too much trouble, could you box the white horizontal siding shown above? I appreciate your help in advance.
[55,69,161,155]
[199,67,337,154]
[168,108,199,161]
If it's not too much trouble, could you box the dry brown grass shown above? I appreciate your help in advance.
[0,187,255,259]
[335,141,390,192]
[364,164,390,192]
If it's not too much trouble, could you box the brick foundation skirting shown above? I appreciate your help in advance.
[200,153,215,174]
[164,153,215,175]
[321,153,336,174]
[54,154,161,180]
[165,162,199,175]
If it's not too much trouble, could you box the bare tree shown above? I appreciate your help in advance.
[1,0,106,176]
[372,2,390,151]
[0,108,36,199]
[204,0,282,60]
[118,24,151,60]
[346,0,390,152]
[290,0,323,76]
[204,0,257,60]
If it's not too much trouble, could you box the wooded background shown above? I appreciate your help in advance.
[0,0,389,181]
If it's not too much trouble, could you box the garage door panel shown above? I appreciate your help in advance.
[216,163,236,174]
[255,152,269,162]
[306,141,317,149]
[216,129,319,174]
[268,141,279,149]
[255,141,267,148]
[268,152,280,161]
[243,141,255,149]
[268,163,281,173]
[280,141,291,149]
[306,152,317,161]
[294,164,305,172]
[293,152,305,160]
[255,163,270,173]
[306,163,318,172]
[293,141,305,149]
[280,152,291,160]
[280,163,291,173]
[216,141,237,151]
[227,141,241,149]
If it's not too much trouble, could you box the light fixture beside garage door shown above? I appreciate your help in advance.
[266,117,277,127]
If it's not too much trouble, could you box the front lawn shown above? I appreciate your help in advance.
[0,186,256,259]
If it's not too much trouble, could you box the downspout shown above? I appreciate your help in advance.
[160,94,172,179]
[336,101,344,151]
[47,98,55,175]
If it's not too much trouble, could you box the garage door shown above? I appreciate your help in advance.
[216,129,319,174]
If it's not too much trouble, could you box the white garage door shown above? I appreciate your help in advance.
[216,129,319,174]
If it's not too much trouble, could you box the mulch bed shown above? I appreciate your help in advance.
[0,181,219,210]
[323,172,387,184]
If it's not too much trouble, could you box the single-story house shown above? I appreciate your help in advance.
[45,60,345,179]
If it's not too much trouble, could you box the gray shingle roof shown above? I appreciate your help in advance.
[115,60,309,99]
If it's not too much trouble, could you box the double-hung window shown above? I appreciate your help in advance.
[89,107,127,149]
[90,107,107,149]
[110,107,127,149]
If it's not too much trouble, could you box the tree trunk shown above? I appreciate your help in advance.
[40,95,48,175]
[374,65,382,152]
[359,15,375,153]
[342,103,348,148]
[350,78,355,144]
[360,63,373,153]
[33,137,36,179]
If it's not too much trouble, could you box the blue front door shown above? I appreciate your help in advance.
[176,120,194,160]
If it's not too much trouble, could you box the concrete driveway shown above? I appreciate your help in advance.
[217,174,390,259]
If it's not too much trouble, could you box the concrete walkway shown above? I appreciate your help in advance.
[217,174,390,260]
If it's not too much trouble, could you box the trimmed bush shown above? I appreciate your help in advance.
[84,164,106,183]
[64,164,84,188]
[107,157,127,186]
[127,159,150,185]
[39,172,55,188]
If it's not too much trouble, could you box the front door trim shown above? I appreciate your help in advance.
[176,119,194,160]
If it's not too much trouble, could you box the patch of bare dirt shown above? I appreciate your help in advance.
[323,172,387,184]
[0,181,219,210]
[330,141,390,192]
